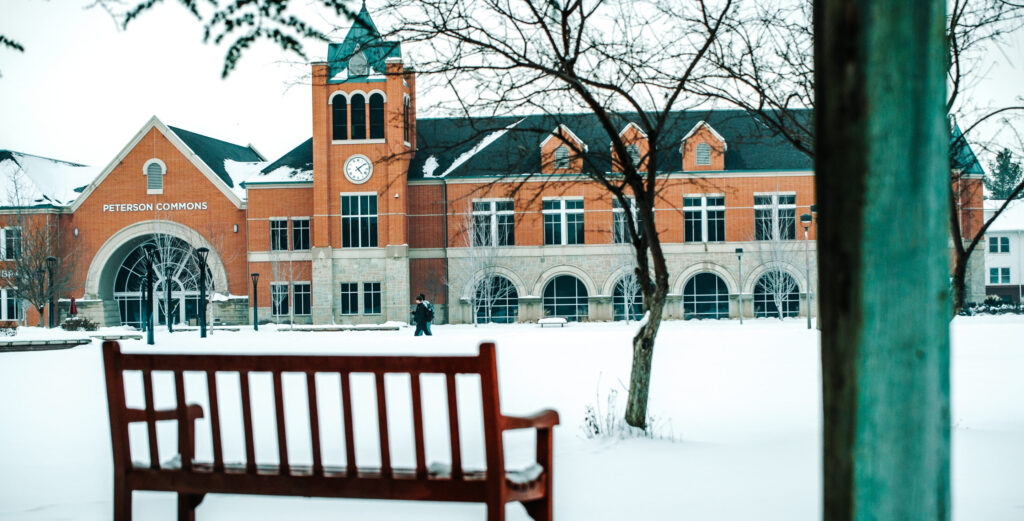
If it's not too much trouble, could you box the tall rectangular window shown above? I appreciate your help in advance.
[684,195,725,243]
[543,198,584,245]
[270,219,288,251]
[363,282,381,314]
[2,228,21,260]
[403,98,411,143]
[271,283,289,316]
[340,283,359,315]
[2,289,22,321]
[293,283,311,315]
[341,194,378,248]
[613,198,640,244]
[1002,267,1011,284]
[754,194,796,241]
[292,218,310,250]
[472,200,514,246]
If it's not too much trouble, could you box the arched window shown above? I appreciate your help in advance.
[350,94,366,139]
[753,270,800,318]
[349,51,369,77]
[332,95,348,140]
[403,97,411,143]
[474,275,519,324]
[543,274,589,321]
[114,235,213,328]
[369,93,385,139]
[696,142,711,166]
[613,275,644,321]
[626,144,640,167]
[145,160,164,193]
[554,146,570,169]
[683,273,729,319]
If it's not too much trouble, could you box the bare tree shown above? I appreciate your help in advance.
[448,204,516,325]
[749,193,801,319]
[611,247,644,323]
[695,0,1024,313]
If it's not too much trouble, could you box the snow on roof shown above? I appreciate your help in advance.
[0,150,100,208]
[985,199,1024,232]
[248,164,314,184]
[422,156,439,178]
[223,159,269,198]
[437,119,524,177]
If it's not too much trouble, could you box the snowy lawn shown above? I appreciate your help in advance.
[1,316,1022,520]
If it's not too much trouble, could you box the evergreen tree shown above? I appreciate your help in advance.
[985,149,1023,200]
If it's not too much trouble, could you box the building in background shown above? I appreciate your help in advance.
[985,200,1024,305]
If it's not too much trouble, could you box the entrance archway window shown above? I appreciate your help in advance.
[753,270,800,318]
[682,272,729,319]
[113,235,212,328]
[144,159,165,194]
[613,275,644,321]
[332,94,348,140]
[350,94,366,139]
[475,275,519,323]
[369,93,385,139]
[543,274,589,321]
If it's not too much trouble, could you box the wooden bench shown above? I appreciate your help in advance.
[102,341,559,521]
[538,318,567,328]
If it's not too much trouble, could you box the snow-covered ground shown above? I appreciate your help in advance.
[1,316,1022,520]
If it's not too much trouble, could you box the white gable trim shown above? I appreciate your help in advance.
[681,120,728,151]
[69,116,245,212]
[618,122,649,139]
[539,124,589,151]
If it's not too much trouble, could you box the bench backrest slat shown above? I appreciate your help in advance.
[206,369,224,472]
[445,372,464,480]
[306,371,324,477]
[239,371,257,474]
[272,371,290,475]
[410,371,427,479]
[340,370,357,477]
[174,370,192,471]
[142,369,160,470]
[116,353,482,374]
[375,372,392,477]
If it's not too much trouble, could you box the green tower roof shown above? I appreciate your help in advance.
[327,3,402,84]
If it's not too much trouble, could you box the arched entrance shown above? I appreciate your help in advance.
[113,235,213,328]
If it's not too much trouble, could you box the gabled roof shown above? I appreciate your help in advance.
[167,126,263,188]
[681,120,728,150]
[408,110,815,179]
[0,150,99,208]
[951,122,985,176]
[984,199,1024,232]
[327,3,402,83]
[539,124,588,151]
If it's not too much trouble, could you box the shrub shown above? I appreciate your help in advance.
[61,316,99,331]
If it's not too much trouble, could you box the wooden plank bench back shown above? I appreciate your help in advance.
[102,341,558,521]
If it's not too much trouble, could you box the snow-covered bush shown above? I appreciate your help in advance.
[61,316,98,331]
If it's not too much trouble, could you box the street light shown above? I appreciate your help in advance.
[143,244,159,345]
[196,247,210,338]
[36,267,46,327]
[735,247,744,325]
[801,213,813,329]
[251,272,260,331]
[45,256,57,328]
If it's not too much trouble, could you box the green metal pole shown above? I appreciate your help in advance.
[815,0,950,519]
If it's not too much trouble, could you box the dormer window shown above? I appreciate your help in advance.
[144,159,165,194]
[626,144,640,167]
[350,51,369,76]
[696,143,711,166]
[554,146,570,169]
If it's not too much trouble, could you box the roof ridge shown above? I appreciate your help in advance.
[167,125,255,152]
[0,149,90,167]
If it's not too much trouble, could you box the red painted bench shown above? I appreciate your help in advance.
[102,341,558,521]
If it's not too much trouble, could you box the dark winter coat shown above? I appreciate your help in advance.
[414,302,429,324]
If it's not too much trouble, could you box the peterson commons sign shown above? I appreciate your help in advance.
[102,202,209,212]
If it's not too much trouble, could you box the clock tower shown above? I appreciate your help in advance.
[309,3,417,323]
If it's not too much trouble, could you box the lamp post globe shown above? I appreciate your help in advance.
[196,247,210,338]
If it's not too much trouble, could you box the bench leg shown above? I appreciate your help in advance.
[523,497,552,521]
[486,500,505,521]
[113,482,132,521]
[177,493,204,521]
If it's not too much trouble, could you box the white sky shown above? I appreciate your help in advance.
[1,0,1022,169]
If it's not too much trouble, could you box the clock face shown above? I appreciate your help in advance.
[344,156,373,184]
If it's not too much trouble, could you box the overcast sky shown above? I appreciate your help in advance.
[2,0,1022,170]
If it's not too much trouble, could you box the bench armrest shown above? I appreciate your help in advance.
[124,403,204,424]
[502,409,560,431]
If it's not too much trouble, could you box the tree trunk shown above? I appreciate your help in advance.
[816,0,950,519]
[951,251,968,315]
[624,291,664,429]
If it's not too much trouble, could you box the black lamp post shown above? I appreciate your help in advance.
[735,247,744,325]
[45,256,57,328]
[251,272,260,331]
[143,244,159,345]
[36,267,46,327]
[801,213,814,329]
[196,247,209,338]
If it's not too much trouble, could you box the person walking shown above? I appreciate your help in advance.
[413,294,433,336]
